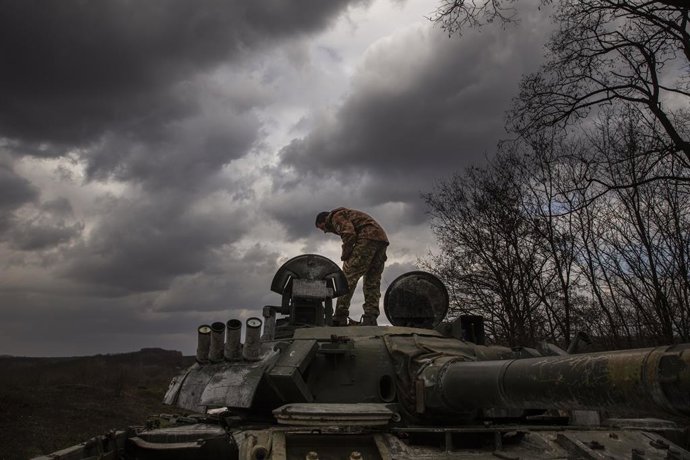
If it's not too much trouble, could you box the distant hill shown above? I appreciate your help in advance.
[0,348,195,460]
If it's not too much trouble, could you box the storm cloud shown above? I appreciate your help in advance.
[0,0,552,356]
[279,10,549,215]
[0,0,366,145]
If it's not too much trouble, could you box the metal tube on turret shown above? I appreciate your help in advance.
[209,321,225,363]
[224,319,242,361]
[421,344,690,418]
[195,324,212,364]
[261,306,276,341]
[243,317,263,361]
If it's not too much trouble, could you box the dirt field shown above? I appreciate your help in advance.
[0,349,194,460]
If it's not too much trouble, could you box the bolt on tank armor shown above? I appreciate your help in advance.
[35,253,690,460]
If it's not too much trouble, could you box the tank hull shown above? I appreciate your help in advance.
[31,417,690,460]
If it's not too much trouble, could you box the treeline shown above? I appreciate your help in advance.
[425,110,690,348]
[426,0,690,348]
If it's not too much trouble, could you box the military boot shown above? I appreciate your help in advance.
[331,316,348,327]
[361,315,378,326]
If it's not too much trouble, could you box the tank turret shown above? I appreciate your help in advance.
[36,254,690,460]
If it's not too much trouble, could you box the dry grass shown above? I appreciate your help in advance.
[0,349,194,460]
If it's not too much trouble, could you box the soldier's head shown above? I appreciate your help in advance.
[315,211,329,232]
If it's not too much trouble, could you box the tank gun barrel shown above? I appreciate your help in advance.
[422,344,690,418]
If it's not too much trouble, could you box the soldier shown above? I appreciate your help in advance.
[315,207,389,326]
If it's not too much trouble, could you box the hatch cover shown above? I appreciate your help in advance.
[383,271,448,328]
[270,254,348,297]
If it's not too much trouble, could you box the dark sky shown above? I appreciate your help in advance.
[0,0,551,356]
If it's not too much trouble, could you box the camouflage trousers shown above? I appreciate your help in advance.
[335,239,388,319]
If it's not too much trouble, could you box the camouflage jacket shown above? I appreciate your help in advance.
[325,207,389,261]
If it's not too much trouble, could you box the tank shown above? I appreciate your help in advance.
[35,254,690,459]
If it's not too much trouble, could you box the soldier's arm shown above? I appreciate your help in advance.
[331,213,357,261]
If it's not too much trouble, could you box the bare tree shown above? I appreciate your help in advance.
[429,1,690,345]
[433,0,690,32]
[572,192,638,348]
[433,1,690,163]
[509,1,690,163]
[585,111,690,343]
[424,152,549,346]
[425,107,690,345]
[432,0,520,35]
[510,134,588,346]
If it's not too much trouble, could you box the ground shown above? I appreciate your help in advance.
[0,349,194,460]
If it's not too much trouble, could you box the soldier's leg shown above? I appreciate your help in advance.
[362,242,387,321]
[334,263,359,320]
[334,241,376,322]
